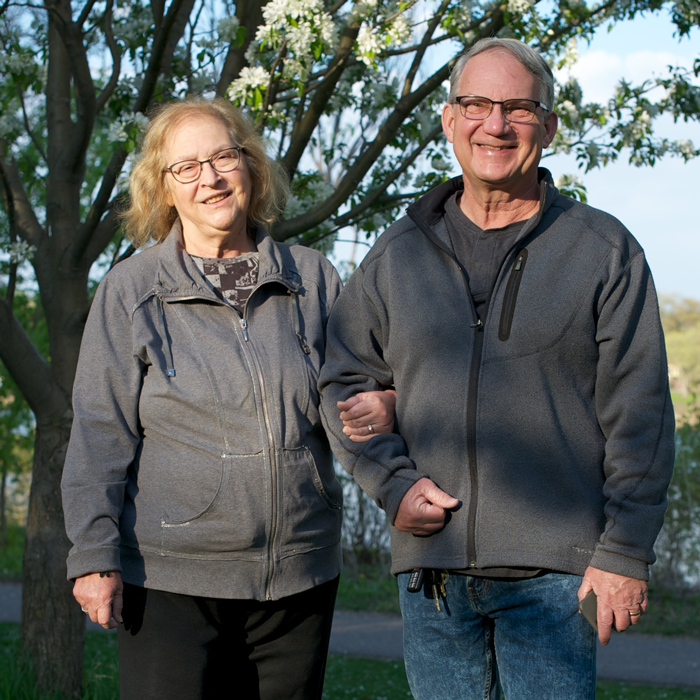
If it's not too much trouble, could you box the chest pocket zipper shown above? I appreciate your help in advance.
[498,249,528,342]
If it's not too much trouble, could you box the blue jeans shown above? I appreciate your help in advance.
[397,572,596,700]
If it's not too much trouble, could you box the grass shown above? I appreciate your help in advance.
[336,565,401,616]
[1,624,699,700]
[630,586,700,638]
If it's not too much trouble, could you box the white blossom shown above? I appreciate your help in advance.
[585,142,600,168]
[357,26,382,67]
[227,66,271,105]
[677,140,696,158]
[350,0,379,22]
[5,240,37,264]
[506,0,534,16]
[0,113,21,138]
[558,99,580,126]
[254,0,337,77]
[431,156,451,172]
[217,16,241,43]
[385,14,411,47]
[561,38,579,69]
[106,112,148,144]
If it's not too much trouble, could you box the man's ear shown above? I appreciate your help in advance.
[542,110,558,149]
[442,103,457,144]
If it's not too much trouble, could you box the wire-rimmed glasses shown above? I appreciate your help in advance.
[163,147,244,184]
[453,96,549,124]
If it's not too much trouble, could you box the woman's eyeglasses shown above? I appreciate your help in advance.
[163,147,243,184]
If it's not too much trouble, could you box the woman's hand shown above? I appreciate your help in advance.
[73,571,123,630]
[338,389,397,442]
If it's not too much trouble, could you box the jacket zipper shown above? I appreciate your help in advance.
[238,278,297,601]
[239,314,279,600]
[466,320,484,568]
[498,250,528,342]
[442,259,484,570]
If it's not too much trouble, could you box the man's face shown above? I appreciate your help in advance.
[442,50,558,196]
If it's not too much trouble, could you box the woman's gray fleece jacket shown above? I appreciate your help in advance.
[319,170,675,581]
[62,225,343,601]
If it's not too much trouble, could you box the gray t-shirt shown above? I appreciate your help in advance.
[444,193,523,323]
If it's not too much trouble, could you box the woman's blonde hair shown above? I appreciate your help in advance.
[122,98,289,247]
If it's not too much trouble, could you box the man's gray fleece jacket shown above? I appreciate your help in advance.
[62,225,343,601]
[319,170,675,581]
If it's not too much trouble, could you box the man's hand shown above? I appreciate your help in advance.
[578,566,647,645]
[338,390,396,442]
[73,571,124,630]
[394,477,460,535]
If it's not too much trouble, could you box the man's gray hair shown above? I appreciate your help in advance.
[448,38,555,111]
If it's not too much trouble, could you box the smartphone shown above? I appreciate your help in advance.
[578,590,598,632]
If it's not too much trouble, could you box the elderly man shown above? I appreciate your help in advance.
[319,38,675,699]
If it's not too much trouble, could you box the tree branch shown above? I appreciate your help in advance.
[273,7,505,239]
[13,80,47,163]
[84,194,127,265]
[0,297,65,419]
[280,17,362,179]
[332,121,444,230]
[72,0,197,266]
[76,0,99,28]
[133,0,197,114]
[274,62,453,238]
[45,0,97,170]
[94,0,121,115]
[0,148,44,246]
[538,0,619,51]
[402,0,451,98]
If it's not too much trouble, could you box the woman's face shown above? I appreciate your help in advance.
[164,115,252,247]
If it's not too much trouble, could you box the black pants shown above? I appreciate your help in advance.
[117,577,339,700]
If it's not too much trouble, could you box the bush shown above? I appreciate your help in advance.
[654,393,700,592]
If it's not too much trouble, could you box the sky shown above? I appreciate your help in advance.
[333,12,700,300]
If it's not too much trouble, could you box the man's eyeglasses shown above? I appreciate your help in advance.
[452,96,549,124]
[163,147,244,184]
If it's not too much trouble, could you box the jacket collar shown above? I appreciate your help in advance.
[152,220,300,299]
[407,168,560,251]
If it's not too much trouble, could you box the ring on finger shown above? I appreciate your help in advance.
[81,607,89,614]
[629,611,641,617]
[367,424,374,434]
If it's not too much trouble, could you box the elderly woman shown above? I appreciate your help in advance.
[61,98,395,700]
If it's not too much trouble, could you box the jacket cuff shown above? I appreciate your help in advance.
[66,546,122,581]
[587,548,651,581]
[381,467,425,525]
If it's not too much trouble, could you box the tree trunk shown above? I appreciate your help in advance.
[21,415,84,699]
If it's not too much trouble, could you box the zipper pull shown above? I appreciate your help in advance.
[296,333,311,355]
[514,255,523,271]
[470,318,484,330]
[240,317,249,341]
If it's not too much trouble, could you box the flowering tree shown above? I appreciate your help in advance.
[0,0,698,695]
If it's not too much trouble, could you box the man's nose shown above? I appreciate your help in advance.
[481,103,511,135]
